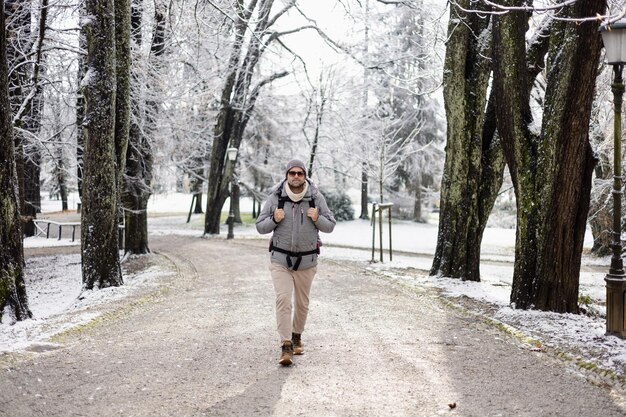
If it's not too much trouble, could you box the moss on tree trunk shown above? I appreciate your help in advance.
[81,0,123,290]
[0,1,31,323]
[431,1,504,282]
[493,0,605,312]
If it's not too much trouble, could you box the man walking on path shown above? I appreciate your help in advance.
[256,159,336,366]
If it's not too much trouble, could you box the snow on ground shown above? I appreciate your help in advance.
[1,252,175,353]
[5,192,626,382]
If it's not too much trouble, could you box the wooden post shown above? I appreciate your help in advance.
[378,206,383,262]
[388,206,392,261]
[376,203,394,263]
[187,194,197,223]
[371,203,377,262]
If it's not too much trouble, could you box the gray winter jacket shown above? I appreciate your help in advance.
[256,180,336,270]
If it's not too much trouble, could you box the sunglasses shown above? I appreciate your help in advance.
[288,171,305,177]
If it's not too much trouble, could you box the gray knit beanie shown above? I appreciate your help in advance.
[285,159,307,178]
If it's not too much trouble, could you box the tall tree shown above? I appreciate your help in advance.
[76,4,87,205]
[20,0,47,224]
[0,0,31,323]
[6,0,47,235]
[430,0,505,282]
[492,0,606,312]
[204,0,290,235]
[6,0,31,222]
[368,2,444,222]
[122,0,162,255]
[359,0,371,220]
[115,0,132,221]
[304,71,330,178]
[49,95,70,211]
[81,0,123,289]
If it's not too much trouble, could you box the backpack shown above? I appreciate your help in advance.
[269,180,320,270]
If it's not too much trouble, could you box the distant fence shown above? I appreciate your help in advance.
[33,219,81,241]
[32,220,124,246]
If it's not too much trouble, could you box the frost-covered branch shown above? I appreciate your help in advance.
[450,0,626,22]
[13,0,49,127]
[484,0,577,11]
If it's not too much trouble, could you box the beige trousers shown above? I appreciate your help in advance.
[270,263,317,341]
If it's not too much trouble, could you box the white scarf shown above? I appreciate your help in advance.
[285,181,308,202]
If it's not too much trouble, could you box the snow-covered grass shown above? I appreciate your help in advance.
[1,252,175,353]
[6,192,626,384]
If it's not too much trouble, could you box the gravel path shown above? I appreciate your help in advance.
[1,235,625,416]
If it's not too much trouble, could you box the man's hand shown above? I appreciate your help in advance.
[273,208,285,223]
[307,207,319,222]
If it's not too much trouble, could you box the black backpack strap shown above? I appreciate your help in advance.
[308,180,316,208]
[293,256,302,271]
[271,245,317,271]
[279,196,313,209]
[276,180,316,209]
[276,181,289,209]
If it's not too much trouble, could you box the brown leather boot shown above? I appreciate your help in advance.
[292,333,304,355]
[279,340,293,366]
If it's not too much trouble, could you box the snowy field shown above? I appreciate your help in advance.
[4,192,626,384]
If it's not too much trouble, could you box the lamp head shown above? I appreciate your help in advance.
[226,147,238,161]
[600,19,626,65]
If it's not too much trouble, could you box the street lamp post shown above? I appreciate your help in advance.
[226,147,238,240]
[600,20,626,338]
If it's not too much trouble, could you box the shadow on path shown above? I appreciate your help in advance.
[203,367,291,416]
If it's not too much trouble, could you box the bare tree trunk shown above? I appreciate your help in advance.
[359,0,370,221]
[193,190,204,214]
[122,0,158,255]
[81,0,123,289]
[6,0,30,217]
[76,12,87,202]
[413,177,423,223]
[22,84,44,227]
[0,0,31,323]
[492,0,605,312]
[588,112,612,256]
[23,151,41,230]
[124,197,149,253]
[589,155,612,256]
[233,181,242,224]
[124,124,152,255]
[204,1,253,235]
[190,159,204,213]
[115,0,132,234]
[13,0,47,234]
[430,1,504,282]
[57,160,68,211]
[204,0,289,234]
[360,162,369,219]
[306,72,327,177]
